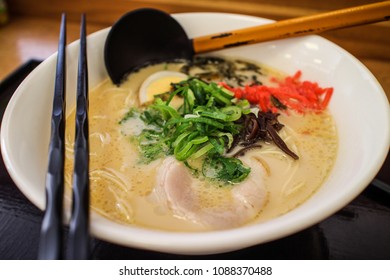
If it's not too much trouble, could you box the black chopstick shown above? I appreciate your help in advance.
[68,13,90,260]
[38,13,90,260]
[38,12,67,260]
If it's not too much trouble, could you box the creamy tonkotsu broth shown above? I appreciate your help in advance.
[64,57,338,232]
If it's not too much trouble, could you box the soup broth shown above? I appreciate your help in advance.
[64,58,338,232]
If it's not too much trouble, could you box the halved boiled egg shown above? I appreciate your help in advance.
[139,71,188,105]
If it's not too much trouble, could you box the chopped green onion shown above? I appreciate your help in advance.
[120,77,251,184]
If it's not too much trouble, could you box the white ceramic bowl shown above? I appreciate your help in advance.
[1,13,389,255]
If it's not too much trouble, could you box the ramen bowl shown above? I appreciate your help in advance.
[1,12,389,255]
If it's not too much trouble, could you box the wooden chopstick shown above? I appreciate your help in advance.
[68,13,90,260]
[38,12,67,260]
[38,13,90,260]
[193,1,390,53]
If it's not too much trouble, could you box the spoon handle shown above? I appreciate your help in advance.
[193,1,390,53]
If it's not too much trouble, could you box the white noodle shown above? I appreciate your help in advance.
[90,132,111,145]
[108,185,134,222]
[90,168,130,194]
[283,180,306,197]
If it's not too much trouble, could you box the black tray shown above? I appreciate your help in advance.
[0,60,389,260]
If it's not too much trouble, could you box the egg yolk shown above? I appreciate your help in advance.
[144,76,185,103]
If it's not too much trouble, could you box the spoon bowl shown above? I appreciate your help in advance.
[104,8,192,85]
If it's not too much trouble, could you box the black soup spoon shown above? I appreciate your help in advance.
[104,4,390,85]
